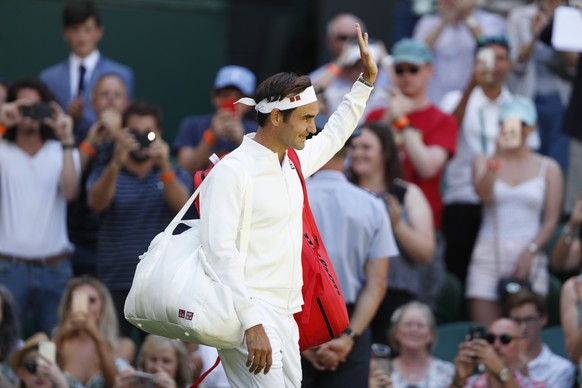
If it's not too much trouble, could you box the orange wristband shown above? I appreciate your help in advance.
[160,170,176,183]
[327,63,341,77]
[79,140,97,157]
[203,129,217,146]
[393,116,411,131]
[487,159,501,171]
[0,125,6,136]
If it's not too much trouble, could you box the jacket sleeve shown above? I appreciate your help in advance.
[199,158,262,331]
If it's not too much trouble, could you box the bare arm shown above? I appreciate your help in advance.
[551,196,582,271]
[401,129,448,179]
[50,108,80,202]
[561,277,582,362]
[390,184,435,264]
[533,159,563,250]
[472,154,497,203]
[149,140,190,213]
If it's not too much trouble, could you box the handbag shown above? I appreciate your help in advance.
[124,166,252,349]
[287,148,350,351]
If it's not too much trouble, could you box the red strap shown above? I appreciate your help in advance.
[191,356,221,388]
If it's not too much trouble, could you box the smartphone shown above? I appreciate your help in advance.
[71,291,89,315]
[477,47,495,71]
[467,324,487,341]
[38,341,56,363]
[20,103,54,121]
[499,116,522,149]
[219,97,237,115]
[122,371,157,388]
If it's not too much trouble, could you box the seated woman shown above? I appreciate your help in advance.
[0,285,22,386]
[348,120,436,344]
[387,301,454,387]
[116,334,192,388]
[10,332,68,388]
[53,276,135,387]
[469,96,562,324]
[551,191,582,279]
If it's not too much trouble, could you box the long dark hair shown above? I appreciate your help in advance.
[0,285,20,362]
[348,120,403,191]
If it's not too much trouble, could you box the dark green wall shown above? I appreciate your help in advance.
[0,0,230,143]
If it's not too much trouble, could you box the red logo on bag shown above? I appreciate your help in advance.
[185,311,194,320]
[178,309,186,318]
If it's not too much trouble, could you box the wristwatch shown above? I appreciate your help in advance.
[497,368,510,382]
[527,242,539,254]
[357,73,374,88]
[342,327,360,343]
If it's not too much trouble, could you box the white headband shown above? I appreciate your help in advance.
[235,86,317,114]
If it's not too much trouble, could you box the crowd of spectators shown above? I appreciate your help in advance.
[1,0,582,387]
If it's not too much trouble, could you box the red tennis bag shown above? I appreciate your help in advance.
[287,148,350,351]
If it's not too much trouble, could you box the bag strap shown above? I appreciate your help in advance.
[190,356,221,388]
[164,163,254,259]
[287,148,320,238]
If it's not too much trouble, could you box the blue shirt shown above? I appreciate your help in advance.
[306,170,398,303]
[87,146,193,290]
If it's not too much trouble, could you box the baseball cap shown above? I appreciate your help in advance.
[214,65,256,97]
[499,95,537,126]
[391,38,432,65]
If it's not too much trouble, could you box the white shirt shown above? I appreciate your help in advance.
[69,49,100,99]
[440,86,539,204]
[200,81,372,330]
[0,140,81,257]
[528,344,575,388]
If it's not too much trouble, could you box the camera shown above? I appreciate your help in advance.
[467,325,486,341]
[129,129,156,161]
[20,103,54,121]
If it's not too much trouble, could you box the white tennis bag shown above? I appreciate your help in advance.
[124,169,252,349]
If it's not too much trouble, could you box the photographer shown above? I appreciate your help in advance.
[0,77,80,336]
[451,318,538,387]
[87,101,191,337]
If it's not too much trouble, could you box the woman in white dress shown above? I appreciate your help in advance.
[468,96,563,325]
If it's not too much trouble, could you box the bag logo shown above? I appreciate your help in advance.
[178,309,194,321]
[304,233,341,296]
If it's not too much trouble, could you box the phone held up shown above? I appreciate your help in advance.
[38,341,57,364]
[467,324,487,341]
[71,291,90,315]
[499,116,522,150]
[477,47,495,83]
[20,103,54,121]
[219,97,238,115]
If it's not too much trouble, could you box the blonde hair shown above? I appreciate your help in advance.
[388,301,437,354]
[137,335,192,387]
[56,276,120,352]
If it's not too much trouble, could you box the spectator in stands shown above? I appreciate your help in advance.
[0,78,80,336]
[506,0,575,173]
[450,318,540,387]
[302,126,397,387]
[10,332,68,388]
[53,276,134,387]
[366,38,458,231]
[413,0,505,104]
[174,65,256,173]
[560,271,582,363]
[0,286,21,386]
[40,0,133,141]
[506,289,575,387]
[468,96,562,325]
[87,101,192,337]
[387,302,455,387]
[439,35,539,287]
[348,121,436,345]
[69,73,130,277]
[551,191,582,278]
[116,335,193,388]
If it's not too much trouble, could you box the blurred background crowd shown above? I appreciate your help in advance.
[1,0,582,387]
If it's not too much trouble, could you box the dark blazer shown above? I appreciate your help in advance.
[40,55,134,140]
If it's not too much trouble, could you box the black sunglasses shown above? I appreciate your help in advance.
[484,333,516,345]
[23,360,37,374]
[395,65,420,75]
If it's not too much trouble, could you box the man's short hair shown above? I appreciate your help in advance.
[63,1,102,28]
[505,288,546,317]
[253,72,312,127]
[122,101,163,129]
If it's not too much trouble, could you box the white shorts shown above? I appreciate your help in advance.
[218,299,301,387]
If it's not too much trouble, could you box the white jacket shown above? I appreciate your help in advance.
[200,81,372,330]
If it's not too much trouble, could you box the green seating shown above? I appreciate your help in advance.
[541,325,568,359]
[432,321,475,362]
[546,273,563,327]
[434,271,465,325]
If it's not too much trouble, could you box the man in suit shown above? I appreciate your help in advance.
[40,0,134,142]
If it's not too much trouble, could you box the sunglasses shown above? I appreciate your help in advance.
[395,66,420,75]
[484,333,517,345]
[23,360,37,374]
